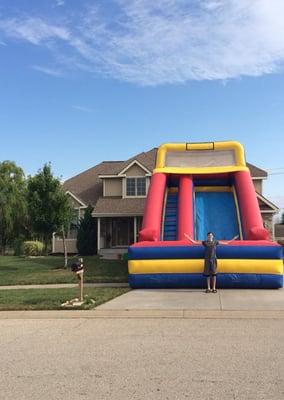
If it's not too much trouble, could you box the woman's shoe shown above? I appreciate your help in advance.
[212,289,217,293]
[205,289,211,293]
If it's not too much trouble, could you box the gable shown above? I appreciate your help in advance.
[66,190,86,208]
[257,193,279,213]
[118,159,151,176]
[124,164,148,176]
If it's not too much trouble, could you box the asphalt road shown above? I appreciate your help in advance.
[0,317,283,400]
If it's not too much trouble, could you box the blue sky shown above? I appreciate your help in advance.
[0,0,284,206]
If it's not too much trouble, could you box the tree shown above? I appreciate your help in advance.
[54,190,74,268]
[27,163,72,255]
[77,206,97,255]
[0,161,27,255]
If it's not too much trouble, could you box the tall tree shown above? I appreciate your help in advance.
[0,161,27,254]
[27,163,72,254]
[54,190,74,268]
[77,206,97,255]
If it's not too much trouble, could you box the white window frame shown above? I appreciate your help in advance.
[124,176,148,198]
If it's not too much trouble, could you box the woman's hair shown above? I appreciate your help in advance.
[207,232,213,236]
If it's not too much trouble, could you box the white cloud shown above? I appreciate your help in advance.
[0,17,70,45]
[0,40,7,46]
[55,0,65,6]
[32,65,63,77]
[72,105,95,112]
[1,0,284,85]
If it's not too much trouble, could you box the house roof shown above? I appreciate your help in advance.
[247,162,267,178]
[63,148,157,206]
[63,161,124,206]
[63,147,269,209]
[92,197,145,216]
[256,192,279,213]
[100,148,157,176]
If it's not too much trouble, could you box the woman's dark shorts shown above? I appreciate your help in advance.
[203,259,217,277]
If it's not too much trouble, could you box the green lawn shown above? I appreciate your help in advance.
[0,256,128,286]
[0,287,130,310]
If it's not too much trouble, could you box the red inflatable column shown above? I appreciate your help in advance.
[177,175,194,240]
[139,173,167,241]
[234,170,268,240]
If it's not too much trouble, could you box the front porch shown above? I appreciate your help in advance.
[97,216,143,259]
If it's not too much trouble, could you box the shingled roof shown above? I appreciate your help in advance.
[247,162,267,178]
[63,148,157,206]
[92,197,145,216]
[63,147,268,208]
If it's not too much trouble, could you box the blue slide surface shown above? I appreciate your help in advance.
[195,191,240,240]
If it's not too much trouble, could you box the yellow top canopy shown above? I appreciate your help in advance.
[154,141,248,175]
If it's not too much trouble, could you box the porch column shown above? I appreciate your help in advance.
[97,217,101,251]
[134,216,137,243]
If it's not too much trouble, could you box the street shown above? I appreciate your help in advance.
[0,317,283,399]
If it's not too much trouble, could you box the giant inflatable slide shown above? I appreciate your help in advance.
[128,141,283,288]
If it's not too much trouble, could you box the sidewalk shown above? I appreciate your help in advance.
[0,282,129,290]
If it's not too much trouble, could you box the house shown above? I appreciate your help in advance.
[275,223,284,245]
[52,147,279,256]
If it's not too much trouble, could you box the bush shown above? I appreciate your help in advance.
[23,241,44,256]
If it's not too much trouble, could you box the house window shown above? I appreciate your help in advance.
[126,178,136,196]
[126,177,146,197]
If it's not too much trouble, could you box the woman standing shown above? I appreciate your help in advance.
[184,232,238,293]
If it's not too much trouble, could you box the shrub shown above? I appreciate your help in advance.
[77,206,97,255]
[23,241,44,256]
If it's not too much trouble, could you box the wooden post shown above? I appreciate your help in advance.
[77,270,84,302]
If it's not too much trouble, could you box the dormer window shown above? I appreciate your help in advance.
[126,177,146,197]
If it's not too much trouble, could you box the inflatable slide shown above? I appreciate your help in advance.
[128,141,283,288]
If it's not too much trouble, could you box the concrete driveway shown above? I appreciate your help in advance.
[95,288,284,316]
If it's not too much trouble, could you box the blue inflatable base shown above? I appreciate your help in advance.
[128,245,283,260]
[129,273,283,289]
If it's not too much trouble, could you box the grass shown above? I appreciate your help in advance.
[0,287,130,310]
[0,255,129,286]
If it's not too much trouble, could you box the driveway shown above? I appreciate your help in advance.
[96,287,284,312]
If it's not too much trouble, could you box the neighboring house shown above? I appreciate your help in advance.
[52,148,279,256]
[275,224,284,244]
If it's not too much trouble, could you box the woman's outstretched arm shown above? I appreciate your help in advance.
[219,235,239,245]
[184,233,199,244]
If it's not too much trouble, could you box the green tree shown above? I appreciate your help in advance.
[0,161,27,254]
[27,163,72,255]
[77,206,97,255]
[54,190,74,268]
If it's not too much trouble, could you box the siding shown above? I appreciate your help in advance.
[125,164,147,176]
[104,178,122,197]
[253,180,262,194]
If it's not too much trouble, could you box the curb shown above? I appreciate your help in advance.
[0,283,129,290]
[0,309,283,319]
